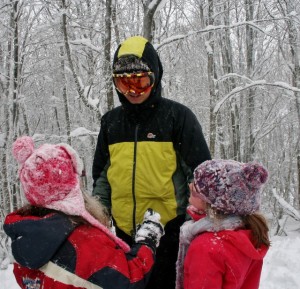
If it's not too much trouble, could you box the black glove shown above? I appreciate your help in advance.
[135,209,164,250]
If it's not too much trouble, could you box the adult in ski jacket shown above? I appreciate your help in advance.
[4,136,164,289]
[92,35,211,289]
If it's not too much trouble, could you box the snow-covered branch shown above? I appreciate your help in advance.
[32,128,99,143]
[155,18,283,50]
[214,81,300,114]
[273,190,300,221]
[69,39,102,54]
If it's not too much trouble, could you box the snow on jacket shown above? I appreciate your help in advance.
[4,210,155,289]
[92,36,211,237]
[182,211,268,289]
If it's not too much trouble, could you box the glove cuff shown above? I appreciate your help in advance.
[135,239,157,253]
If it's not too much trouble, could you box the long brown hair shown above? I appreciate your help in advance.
[207,205,271,248]
[82,191,110,227]
[242,213,271,248]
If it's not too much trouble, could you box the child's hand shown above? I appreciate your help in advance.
[135,209,164,250]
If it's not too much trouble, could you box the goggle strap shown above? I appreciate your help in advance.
[112,71,153,78]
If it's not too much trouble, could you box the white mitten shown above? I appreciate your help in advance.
[135,209,164,250]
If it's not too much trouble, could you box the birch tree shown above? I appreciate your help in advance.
[0,1,14,216]
[284,1,300,207]
[206,0,217,157]
[104,0,114,111]
[142,0,167,41]
[243,0,255,162]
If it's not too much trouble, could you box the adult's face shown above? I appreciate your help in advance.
[123,88,152,104]
[113,71,154,104]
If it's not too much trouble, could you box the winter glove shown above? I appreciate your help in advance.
[135,208,164,251]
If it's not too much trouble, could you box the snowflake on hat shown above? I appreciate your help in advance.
[193,159,268,215]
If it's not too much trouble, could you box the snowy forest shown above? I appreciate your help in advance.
[0,0,300,267]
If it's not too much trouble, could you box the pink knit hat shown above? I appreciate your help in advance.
[193,159,268,215]
[12,136,130,252]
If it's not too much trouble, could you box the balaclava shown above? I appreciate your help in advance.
[112,36,163,117]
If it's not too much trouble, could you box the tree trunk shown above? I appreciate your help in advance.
[12,0,19,141]
[59,46,72,145]
[61,0,102,121]
[221,1,241,160]
[105,0,114,111]
[286,1,300,207]
[142,0,163,42]
[1,0,15,215]
[207,0,216,157]
[244,0,255,162]
[112,0,120,45]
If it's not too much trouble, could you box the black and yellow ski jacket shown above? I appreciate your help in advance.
[92,36,211,237]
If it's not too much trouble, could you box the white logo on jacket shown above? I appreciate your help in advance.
[147,133,156,139]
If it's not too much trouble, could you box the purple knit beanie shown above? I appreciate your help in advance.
[193,159,268,215]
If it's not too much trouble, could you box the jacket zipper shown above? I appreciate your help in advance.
[131,124,139,238]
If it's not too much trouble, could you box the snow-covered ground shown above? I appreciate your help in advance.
[1,218,300,289]
[260,235,300,289]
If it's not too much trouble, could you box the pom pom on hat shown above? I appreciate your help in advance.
[243,163,268,188]
[12,136,35,164]
[193,159,268,215]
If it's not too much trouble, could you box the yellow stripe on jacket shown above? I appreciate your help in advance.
[108,141,177,235]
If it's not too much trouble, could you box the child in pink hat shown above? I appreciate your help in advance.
[176,159,270,289]
[4,136,164,289]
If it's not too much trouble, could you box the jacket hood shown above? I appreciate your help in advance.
[224,230,268,260]
[4,211,77,269]
[187,205,268,260]
[112,36,163,119]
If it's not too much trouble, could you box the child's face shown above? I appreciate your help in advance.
[188,183,207,211]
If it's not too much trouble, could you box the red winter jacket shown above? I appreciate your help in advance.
[183,227,268,289]
[4,210,155,289]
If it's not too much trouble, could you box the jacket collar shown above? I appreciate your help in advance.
[4,211,77,269]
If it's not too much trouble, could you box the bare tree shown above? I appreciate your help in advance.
[59,45,72,145]
[61,0,101,120]
[142,0,165,41]
[243,0,255,162]
[112,0,120,44]
[104,0,114,111]
[207,0,217,157]
[284,0,300,206]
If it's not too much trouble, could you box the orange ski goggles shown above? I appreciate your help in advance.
[113,72,155,96]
